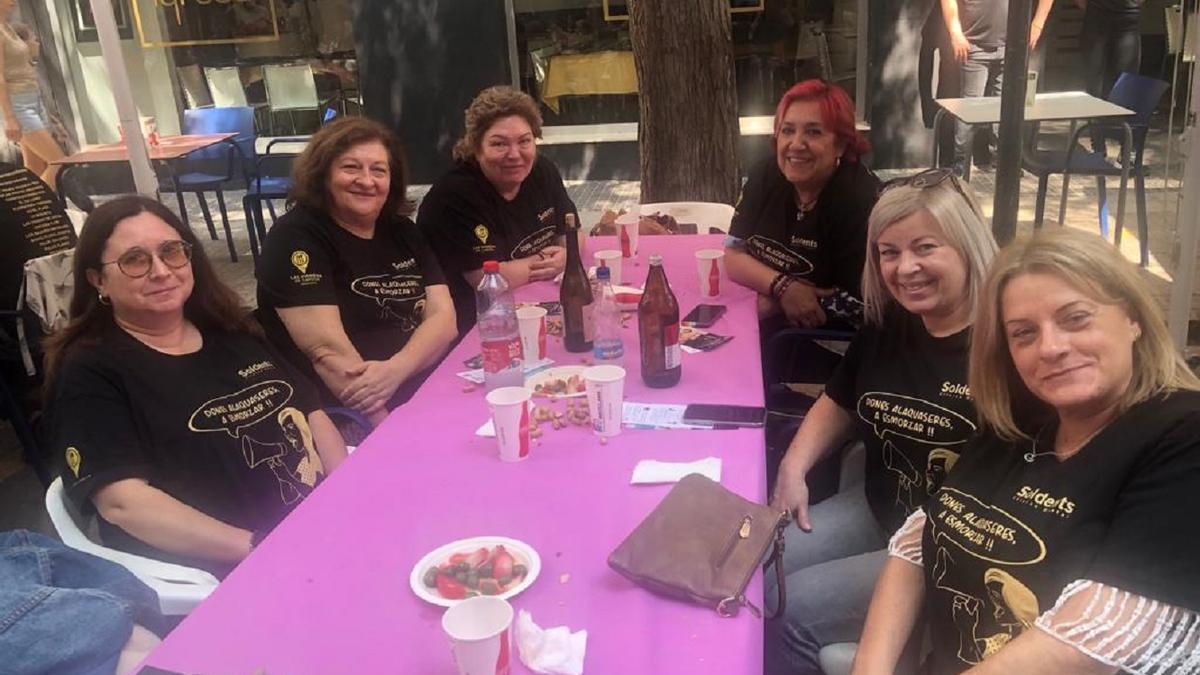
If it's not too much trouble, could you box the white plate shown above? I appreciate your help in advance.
[526,365,587,398]
[409,536,541,608]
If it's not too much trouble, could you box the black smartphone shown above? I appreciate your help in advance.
[682,303,727,328]
[682,404,766,428]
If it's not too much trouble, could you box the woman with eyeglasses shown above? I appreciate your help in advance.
[417,86,580,334]
[43,195,348,577]
[726,79,880,329]
[853,228,1200,675]
[765,170,998,674]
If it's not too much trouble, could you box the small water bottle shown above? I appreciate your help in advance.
[592,266,624,362]
[476,261,524,391]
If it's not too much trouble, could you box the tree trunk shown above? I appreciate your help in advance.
[629,0,740,204]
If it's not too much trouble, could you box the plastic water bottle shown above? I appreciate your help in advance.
[592,266,624,362]
[476,261,524,391]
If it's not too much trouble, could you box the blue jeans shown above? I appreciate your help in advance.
[0,530,163,675]
[764,484,888,675]
[954,47,1005,167]
[8,91,48,133]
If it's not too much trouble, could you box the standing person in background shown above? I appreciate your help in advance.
[0,0,64,192]
[941,0,1055,175]
[1077,0,1144,150]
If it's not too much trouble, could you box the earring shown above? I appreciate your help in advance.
[97,291,110,306]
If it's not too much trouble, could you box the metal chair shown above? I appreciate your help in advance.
[1022,73,1168,266]
[45,477,220,616]
[176,64,213,109]
[263,63,320,135]
[158,106,255,262]
[203,66,248,107]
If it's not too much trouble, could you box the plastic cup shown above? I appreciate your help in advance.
[583,365,626,437]
[695,249,726,298]
[615,210,639,258]
[516,306,548,363]
[140,116,159,147]
[441,596,514,675]
[485,387,532,462]
[593,249,622,285]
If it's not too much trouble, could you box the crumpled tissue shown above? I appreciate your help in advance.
[515,609,587,675]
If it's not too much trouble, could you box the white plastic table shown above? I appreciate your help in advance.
[933,91,1134,232]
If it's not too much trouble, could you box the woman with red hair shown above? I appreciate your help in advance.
[726,79,879,329]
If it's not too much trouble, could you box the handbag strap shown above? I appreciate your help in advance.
[763,518,788,620]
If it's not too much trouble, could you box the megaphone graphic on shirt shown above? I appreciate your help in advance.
[241,435,286,468]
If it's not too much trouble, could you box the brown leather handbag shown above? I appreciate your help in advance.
[607,473,790,618]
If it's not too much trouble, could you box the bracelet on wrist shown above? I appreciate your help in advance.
[768,273,787,298]
[774,276,795,300]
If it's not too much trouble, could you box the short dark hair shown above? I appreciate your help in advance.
[452,86,543,162]
[287,117,411,217]
[42,195,256,392]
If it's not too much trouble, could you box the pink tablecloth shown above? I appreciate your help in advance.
[144,234,766,674]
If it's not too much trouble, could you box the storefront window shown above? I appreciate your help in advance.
[510,0,860,126]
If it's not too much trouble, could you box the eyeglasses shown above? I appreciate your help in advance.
[100,240,192,278]
[881,167,981,217]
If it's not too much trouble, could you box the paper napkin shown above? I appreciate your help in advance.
[630,457,722,484]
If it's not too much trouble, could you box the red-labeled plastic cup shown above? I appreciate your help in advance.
[442,596,514,675]
[515,306,547,363]
[486,386,532,462]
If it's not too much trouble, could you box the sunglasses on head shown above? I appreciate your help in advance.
[881,167,981,216]
[100,239,193,278]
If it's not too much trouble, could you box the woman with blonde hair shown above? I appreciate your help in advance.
[766,169,997,674]
[417,85,579,333]
[854,227,1200,674]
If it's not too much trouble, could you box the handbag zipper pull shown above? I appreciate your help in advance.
[717,515,754,568]
[738,515,752,539]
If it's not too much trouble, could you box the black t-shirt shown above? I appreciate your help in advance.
[824,310,977,534]
[256,205,447,408]
[959,0,1008,50]
[48,326,325,575]
[729,157,878,297]
[1087,0,1140,16]
[922,391,1200,674]
[417,156,579,332]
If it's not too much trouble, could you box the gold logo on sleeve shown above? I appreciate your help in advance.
[474,225,490,244]
[65,447,81,478]
[290,250,310,273]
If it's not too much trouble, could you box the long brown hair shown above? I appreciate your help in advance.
[42,195,257,393]
[287,116,411,217]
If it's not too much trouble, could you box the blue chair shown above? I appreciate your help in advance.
[158,107,255,262]
[1023,73,1169,266]
[242,136,306,261]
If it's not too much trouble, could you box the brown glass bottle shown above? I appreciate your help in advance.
[638,254,681,387]
[560,213,594,353]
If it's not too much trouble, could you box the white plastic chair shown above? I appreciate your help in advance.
[44,477,219,616]
[203,66,248,108]
[638,201,736,233]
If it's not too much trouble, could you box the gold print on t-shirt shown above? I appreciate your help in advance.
[932,544,1041,666]
[510,226,557,260]
[65,446,81,478]
[291,250,310,273]
[926,448,960,497]
[745,235,814,276]
[188,380,295,437]
[240,407,325,504]
[350,273,427,327]
[931,488,1046,565]
[474,224,490,244]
